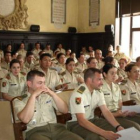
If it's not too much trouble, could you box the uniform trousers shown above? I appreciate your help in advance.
[26,123,83,140]
[67,118,116,140]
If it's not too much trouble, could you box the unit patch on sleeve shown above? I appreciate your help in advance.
[77,86,85,94]
[121,90,126,95]
[75,97,81,104]
[2,82,6,87]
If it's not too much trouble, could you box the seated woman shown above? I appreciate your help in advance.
[118,58,128,80]
[61,58,84,89]
[119,63,140,104]
[101,64,140,129]
[1,59,26,101]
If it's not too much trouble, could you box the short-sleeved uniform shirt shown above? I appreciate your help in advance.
[119,79,140,104]
[75,62,87,73]
[61,70,83,89]
[37,67,62,90]
[101,80,122,112]
[32,49,42,60]
[117,68,127,79]
[69,83,106,122]
[96,60,104,70]
[13,92,57,131]
[17,49,27,58]
[1,72,26,97]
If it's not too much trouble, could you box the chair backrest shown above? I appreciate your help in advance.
[0,101,15,140]
[56,89,73,124]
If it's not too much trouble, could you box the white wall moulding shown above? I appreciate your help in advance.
[0,0,28,30]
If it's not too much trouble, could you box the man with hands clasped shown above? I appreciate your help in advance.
[13,70,83,140]
[68,68,123,140]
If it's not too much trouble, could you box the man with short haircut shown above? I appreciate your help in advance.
[95,49,104,70]
[68,68,124,140]
[13,70,83,140]
[1,51,12,70]
[38,53,66,90]
[32,42,42,60]
[17,42,27,59]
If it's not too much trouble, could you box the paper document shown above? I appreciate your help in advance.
[117,127,140,140]
[122,105,140,113]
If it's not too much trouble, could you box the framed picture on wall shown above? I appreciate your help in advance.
[89,0,100,27]
[51,0,66,24]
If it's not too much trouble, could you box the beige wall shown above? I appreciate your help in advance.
[78,0,116,33]
[9,0,115,33]
[24,0,78,32]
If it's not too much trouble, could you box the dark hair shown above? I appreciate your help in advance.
[86,57,96,64]
[84,68,102,82]
[40,53,52,60]
[103,57,114,65]
[4,51,11,56]
[10,59,20,68]
[35,42,40,46]
[26,51,34,57]
[102,64,116,74]
[125,63,136,72]
[136,56,140,62]
[27,70,45,81]
[57,53,65,59]
[65,58,74,65]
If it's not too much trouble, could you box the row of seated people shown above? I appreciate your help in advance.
[10,68,140,140]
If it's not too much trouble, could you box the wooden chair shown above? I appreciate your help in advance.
[56,89,73,124]
[0,101,26,140]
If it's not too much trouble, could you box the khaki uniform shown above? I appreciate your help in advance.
[67,83,117,140]
[24,61,35,71]
[37,67,62,90]
[96,60,104,70]
[54,63,66,74]
[114,53,131,62]
[102,80,140,129]
[0,67,8,98]
[55,48,66,54]
[1,61,10,70]
[61,70,83,89]
[43,49,53,56]
[32,49,42,60]
[119,79,140,104]
[13,92,83,140]
[75,62,87,73]
[101,80,122,112]
[117,68,127,79]
[17,49,27,58]
[1,72,26,97]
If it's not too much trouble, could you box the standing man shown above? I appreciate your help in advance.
[68,68,123,140]
[13,70,83,140]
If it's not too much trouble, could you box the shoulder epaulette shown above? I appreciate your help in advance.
[20,72,26,76]
[17,94,27,101]
[49,67,57,71]
[6,74,11,80]
[60,71,66,76]
[77,86,85,94]
[120,79,127,85]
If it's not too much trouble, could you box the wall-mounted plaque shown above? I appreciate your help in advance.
[51,0,66,28]
[89,0,100,27]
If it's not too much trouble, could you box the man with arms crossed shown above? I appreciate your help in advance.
[13,70,83,140]
[68,68,124,140]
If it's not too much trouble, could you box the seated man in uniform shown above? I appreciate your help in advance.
[68,68,123,140]
[13,70,83,140]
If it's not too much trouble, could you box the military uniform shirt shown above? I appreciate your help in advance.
[37,67,62,90]
[117,68,127,79]
[96,60,104,70]
[119,79,140,104]
[17,49,27,58]
[101,80,122,112]
[32,49,42,60]
[43,49,53,56]
[55,48,66,54]
[13,92,57,131]
[61,70,83,89]
[54,63,66,74]
[1,72,26,97]
[75,62,87,73]
[1,61,10,70]
[69,83,106,122]
[24,61,34,70]
[0,50,4,59]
